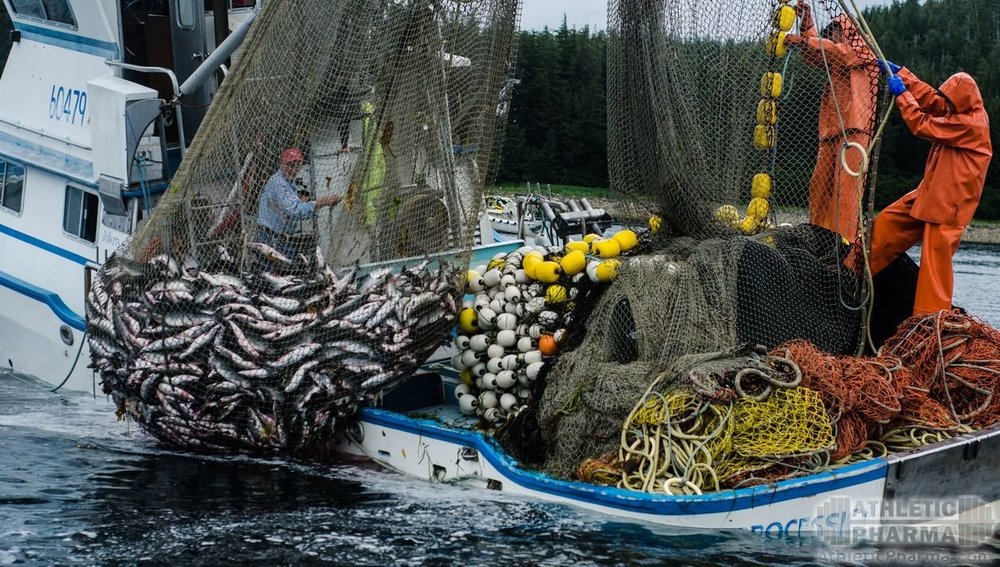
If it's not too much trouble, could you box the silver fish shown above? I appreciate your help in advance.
[163,312,214,328]
[284,360,319,393]
[238,368,272,379]
[328,340,378,359]
[259,294,302,313]
[270,343,322,369]
[227,320,261,359]
[365,300,397,330]
[343,301,382,325]
[260,271,298,292]
[359,372,392,390]
[248,242,292,265]
[150,254,180,277]
[214,343,259,371]
[262,323,307,342]
[179,325,219,359]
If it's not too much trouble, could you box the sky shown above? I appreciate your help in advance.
[519,0,900,31]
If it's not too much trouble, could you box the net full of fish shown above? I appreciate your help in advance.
[86,245,459,456]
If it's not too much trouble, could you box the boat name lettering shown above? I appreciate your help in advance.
[49,85,88,125]
[751,512,847,539]
[100,230,123,249]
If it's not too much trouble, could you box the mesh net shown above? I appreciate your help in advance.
[86,0,521,455]
[607,0,883,242]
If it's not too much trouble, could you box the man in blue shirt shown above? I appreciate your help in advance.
[255,148,340,259]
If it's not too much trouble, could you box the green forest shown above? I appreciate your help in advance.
[498,0,1000,220]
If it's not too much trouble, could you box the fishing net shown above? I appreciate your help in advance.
[607,0,883,242]
[86,0,521,455]
[536,0,891,482]
[573,310,1000,494]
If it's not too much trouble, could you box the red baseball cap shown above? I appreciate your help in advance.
[280,148,304,164]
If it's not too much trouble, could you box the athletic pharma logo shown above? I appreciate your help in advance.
[813,496,999,564]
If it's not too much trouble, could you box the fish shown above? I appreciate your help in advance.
[342,301,382,325]
[227,320,261,359]
[199,272,249,295]
[262,323,308,342]
[248,242,292,265]
[214,343,259,371]
[178,325,219,359]
[216,303,264,319]
[328,340,378,359]
[365,300,397,330]
[163,311,214,328]
[238,368,272,379]
[140,374,162,401]
[150,254,181,277]
[359,372,393,390]
[270,343,322,369]
[284,360,319,393]
[259,293,302,313]
[228,313,281,333]
[88,316,116,339]
[150,280,193,294]
[259,271,299,292]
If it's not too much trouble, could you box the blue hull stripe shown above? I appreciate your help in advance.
[13,22,120,59]
[0,269,86,331]
[0,224,91,266]
[359,408,888,516]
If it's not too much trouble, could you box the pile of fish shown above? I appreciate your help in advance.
[86,244,459,455]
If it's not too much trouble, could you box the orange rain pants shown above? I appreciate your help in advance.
[808,131,870,243]
[869,193,964,315]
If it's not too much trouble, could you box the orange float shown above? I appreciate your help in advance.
[538,334,559,356]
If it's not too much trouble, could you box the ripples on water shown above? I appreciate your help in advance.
[2,245,1000,565]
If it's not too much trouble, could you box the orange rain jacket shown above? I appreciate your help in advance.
[787,12,877,241]
[796,14,877,139]
[894,69,993,226]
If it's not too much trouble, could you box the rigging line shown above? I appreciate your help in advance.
[50,330,88,393]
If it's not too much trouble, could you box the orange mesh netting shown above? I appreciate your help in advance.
[774,310,1000,461]
[881,310,1000,428]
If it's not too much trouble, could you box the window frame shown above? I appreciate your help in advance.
[0,159,26,217]
[62,184,99,246]
[7,0,79,31]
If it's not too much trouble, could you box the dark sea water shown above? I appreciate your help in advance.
[2,244,1000,566]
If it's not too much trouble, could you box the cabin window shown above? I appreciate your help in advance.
[63,185,99,244]
[9,0,77,28]
[176,0,198,29]
[0,160,25,214]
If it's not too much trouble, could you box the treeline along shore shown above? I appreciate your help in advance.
[498,0,1000,238]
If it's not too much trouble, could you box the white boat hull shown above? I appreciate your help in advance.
[340,378,1000,535]
[340,407,886,534]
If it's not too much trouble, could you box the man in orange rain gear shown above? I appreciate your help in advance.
[785,3,877,243]
[869,64,992,315]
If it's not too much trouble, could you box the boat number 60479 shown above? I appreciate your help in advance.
[49,85,88,125]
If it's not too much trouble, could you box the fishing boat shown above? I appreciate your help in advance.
[4,0,998,541]
[0,1,258,393]
[338,352,1000,533]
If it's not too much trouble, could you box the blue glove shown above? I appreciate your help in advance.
[877,60,901,75]
[887,75,906,96]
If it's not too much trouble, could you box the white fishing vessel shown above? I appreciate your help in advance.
[3,0,997,542]
[0,0,257,393]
